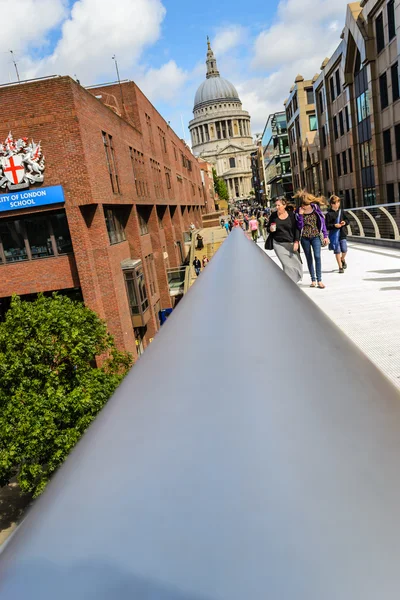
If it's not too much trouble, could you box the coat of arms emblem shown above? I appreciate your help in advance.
[0,132,45,191]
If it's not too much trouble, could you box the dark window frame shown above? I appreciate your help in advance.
[380,71,389,110]
[376,12,385,53]
[383,128,393,163]
[388,0,396,41]
[391,62,400,101]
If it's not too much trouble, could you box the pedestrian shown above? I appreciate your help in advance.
[294,190,329,289]
[220,217,225,228]
[196,233,204,250]
[258,213,266,241]
[202,255,209,268]
[224,220,230,235]
[266,198,302,283]
[193,256,201,277]
[244,214,249,231]
[249,215,259,242]
[326,195,350,274]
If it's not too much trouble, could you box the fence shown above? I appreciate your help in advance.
[1,229,400,598]
[346,201,400,245]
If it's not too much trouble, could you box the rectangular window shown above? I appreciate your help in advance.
[339,111,344,136]
[324,159,330,180]
[330,77,335,101]
[137,207,150,235]
[145,254,157,297]
[387,182,395,202]
[165,170,171,189]
[342,151,348,174]
[348,148,353,172]
[360,140,374,168]
[351,189,356,207]
[318,90,324,113]
[229,157,236,168]
[383,128,393,162]
[104,206,127,245]
[335,70,341,96]
[388,0,396,41]
[309,115,317,131]
[380,72,389,109]
[395,123,400,159]
[333,115,338,140]
[344,190,351,208]
[306,88,314,105]
[345,106,350,131]
[0,210,72,264]
[363,187,376,205]
[392,62,399,101]
[357,91,370,122]
[124,266,149,316]
[336,153,342,177]
[322,125,327,147]
[376,13,385,53]
[102,131,120,193]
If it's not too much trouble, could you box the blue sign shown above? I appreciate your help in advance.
[0,185,65,213]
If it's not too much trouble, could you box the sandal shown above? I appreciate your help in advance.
[310,282,317,288]
[318,282,326,289]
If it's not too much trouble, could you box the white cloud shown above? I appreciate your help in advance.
[25,0,166,84]
[138,60,188,103]
[212,25,247,56]
[253,0,349,71]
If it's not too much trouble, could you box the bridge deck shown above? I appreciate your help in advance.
[260,240,400,390]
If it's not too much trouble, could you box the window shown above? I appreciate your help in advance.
[129,147,147,198]
[157,207,164,229]
[383,128,393,162]
[333,115,338,140]
[357,91,370,122]
[330,77,335,101]
[306,88,314,105]
[360,140,374,168]
[351,189,356,207]
[387,182,395,203]
[145,254,157,296]
[124,266,149,316]
[145,113,154,150]
[339,111,344,136]
[342,151,348,174]
[165,169,171,189]
[376,13,385,53]
[336,154,342,177]
[395,123,400,159]
[309,115,317,131]
[345,106,350,131]
[0,210,72,264]
[380,72,389,109]
[229,157,236,168]
[348,148,353,173]
[104,206,127,244]
[318,90,324,113]
[392,62,399,101]
[324,159,330,180]
[388,0,396,41]
[335,70,341,96]
[322,125,327,148]
[102,131,120,193]
[137,207,150,235]
[344,190,351,208]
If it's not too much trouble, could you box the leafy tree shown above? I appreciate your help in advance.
[213,168,229,202]
[0,294,132,497]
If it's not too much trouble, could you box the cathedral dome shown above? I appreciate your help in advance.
[194,76,240,109]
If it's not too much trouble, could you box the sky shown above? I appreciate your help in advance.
[1,0,352,143]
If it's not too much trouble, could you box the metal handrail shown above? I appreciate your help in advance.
[1,229,400,598]
[345,201,400,243]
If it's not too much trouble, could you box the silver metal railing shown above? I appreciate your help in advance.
[1,229,400,599]
[346,201,400,244]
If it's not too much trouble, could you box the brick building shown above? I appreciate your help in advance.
[0,76,212,358]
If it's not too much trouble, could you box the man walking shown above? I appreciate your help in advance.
[193,256,201,277]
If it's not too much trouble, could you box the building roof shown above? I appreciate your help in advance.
[194,39,240,110]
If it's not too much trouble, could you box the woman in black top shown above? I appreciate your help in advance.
[266,198,302,283]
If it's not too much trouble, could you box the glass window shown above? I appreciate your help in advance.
[50,212,73,255]
[229,157,236,168]
[137,207,149,235]
[380,72,389,109]
[104,207,127,245]
[360,140,374,168]
[330,77,335,101]
[339,111,344,136]
[345,105,350,131]
[388,0,396,41]
[333,115,338,140]
[136,266,149,311]
[391,62,399,101]
[124,271,139,315]
[348,148,353,173]
[309,115,317,131]
[383,129,393,162]
[357,91,370,122]
[306,88,314,105]
[124,266,149,315]
[322,125,327,148]
[376,13,385,53]
[0,220,28,262]
[324,159,330,180]
[25,215,54,259]
[342,151,348,175]
[387,182,395,203]
[318,90,324,113]
[335,70,341,96]
[363,187,376,206]
[336,154,342,177]
[395,123,400,160]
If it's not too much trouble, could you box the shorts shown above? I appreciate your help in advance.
[332,238,348,254]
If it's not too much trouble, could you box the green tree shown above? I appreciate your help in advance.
[212,168,229,202]
[0,294,132,497]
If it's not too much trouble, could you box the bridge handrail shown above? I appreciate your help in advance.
[1,229,400,598]
[344,201,400,242]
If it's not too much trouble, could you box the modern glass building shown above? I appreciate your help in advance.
[261,112,292,202]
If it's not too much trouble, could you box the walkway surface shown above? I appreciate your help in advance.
[259,239,400,390]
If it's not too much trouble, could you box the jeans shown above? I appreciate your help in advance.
[195,268,201,277]
[301,236,322,282]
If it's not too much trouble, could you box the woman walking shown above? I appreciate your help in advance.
[326,195,350,274]
[266,198,302,283]
[295,190,329,289]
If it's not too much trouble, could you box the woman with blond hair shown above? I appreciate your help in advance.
[294,190,329,289]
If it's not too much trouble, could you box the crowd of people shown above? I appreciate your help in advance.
[227,191,350,289]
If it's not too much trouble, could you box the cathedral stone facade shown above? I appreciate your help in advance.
[189,40,256,201]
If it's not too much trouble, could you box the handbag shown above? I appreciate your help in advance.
[265,234,274,251]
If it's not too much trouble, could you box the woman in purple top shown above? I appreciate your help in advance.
[295,190,329,289]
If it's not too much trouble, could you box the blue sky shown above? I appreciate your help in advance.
[2,0,350,141]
